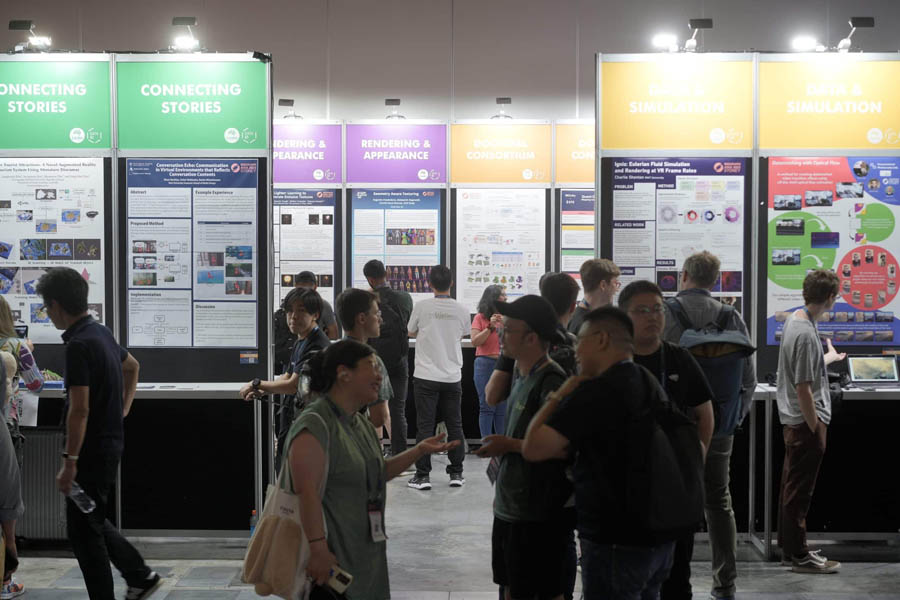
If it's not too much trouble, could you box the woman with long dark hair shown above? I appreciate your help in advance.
[287,339,457,598]
[471,284,506,437]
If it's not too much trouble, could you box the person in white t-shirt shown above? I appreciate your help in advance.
[406,265,471,490]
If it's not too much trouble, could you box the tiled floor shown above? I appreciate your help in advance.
[14,456,900,598]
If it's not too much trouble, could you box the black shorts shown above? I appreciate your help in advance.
[491,514,571,599]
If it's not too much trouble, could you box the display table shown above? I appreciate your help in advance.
[747,384,900,559]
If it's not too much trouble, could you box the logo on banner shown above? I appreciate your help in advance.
[314,169,325,181]
[417,169,428,181]
[224,128,240,144]
[868,128,885,144]
[230,163,241,173]
[69,128,85,144]
[86,128,103,144]
[242,128,258,144]
[522,169,534,180]
[709,128,726,144]
[714,162,725,173]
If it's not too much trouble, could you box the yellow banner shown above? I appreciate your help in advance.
[601,58,753,150]
[556,123,595,183]
[451,123,551,183]
[760,58,900,149]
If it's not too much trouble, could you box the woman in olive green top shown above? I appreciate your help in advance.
[287,339,457,599]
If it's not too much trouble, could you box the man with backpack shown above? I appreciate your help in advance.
[662,251,757,599]
[619,280,715,600]
[364,259,413,457]
[522,306,705,600]
[474,295,571,600]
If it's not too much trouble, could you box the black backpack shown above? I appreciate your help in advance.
[626,365,705,535]
[665,298,756,437]
[370,287,411,373]
[549,329,578,377]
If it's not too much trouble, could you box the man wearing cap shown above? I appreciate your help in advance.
[475,295,571,600]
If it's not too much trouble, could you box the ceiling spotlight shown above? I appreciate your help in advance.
[838,16,875,53]
[278,99,300,119]
[652,33,679,53]
[8,19,51,52]
[170,17,200,52]
[491,97,512,119]
[385,98,405,119]
[685,18,713,52]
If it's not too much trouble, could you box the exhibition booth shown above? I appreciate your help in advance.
[2,50,898,551]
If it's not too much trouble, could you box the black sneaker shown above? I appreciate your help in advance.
[449,474,465,487]
[125,571,161,600]
[407,475,432,490]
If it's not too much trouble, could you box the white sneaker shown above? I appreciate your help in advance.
[0,577,25,600]
[791,550,840,574]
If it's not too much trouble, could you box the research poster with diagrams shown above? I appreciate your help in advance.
[608,158,747,308]
[766,156,900,346]
[455,188,547,312]
[350,189,441,302]
[0,157,105,343]
[560,189,596,296]
[125,159,258,348]
[273,189,336,305]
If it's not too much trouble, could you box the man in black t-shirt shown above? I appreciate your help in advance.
[522,306,682,599]
[619,280,714,600]
[241,288,331,470]
[38,267,160,600]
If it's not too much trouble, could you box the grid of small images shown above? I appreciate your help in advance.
[387,265,433,294]
[224,246,253,295]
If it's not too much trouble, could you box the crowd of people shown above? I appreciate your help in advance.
[0,252,846,599]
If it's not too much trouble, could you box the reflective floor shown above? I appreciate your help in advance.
[15,456,900,599]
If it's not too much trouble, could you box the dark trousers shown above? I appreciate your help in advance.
[413,377,465,476]
[659,533,694,600]
[388,359,409,456]
[778,420,827,558]
[580,538,675,600]
[67,455,151,600]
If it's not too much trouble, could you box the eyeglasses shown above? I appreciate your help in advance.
[628,305,665,315]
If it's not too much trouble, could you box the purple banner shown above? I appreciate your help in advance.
[273,123,342,184]
[346,123,446,184]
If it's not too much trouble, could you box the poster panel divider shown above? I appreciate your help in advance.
[595,54,603,259]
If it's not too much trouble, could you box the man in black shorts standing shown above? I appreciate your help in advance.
[39,267,160,600]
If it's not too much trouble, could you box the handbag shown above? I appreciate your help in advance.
[242,412,330,599]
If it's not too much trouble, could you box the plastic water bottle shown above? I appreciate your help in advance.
[68,483,96,513]
[249,509,258,536]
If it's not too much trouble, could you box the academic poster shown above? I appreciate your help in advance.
[274,189,336,305]
[607,158,747,306]
[125,158,258,348]
[560,189,596,296]
[0,158,106,343]
[766,156,900,345]
[455,188,547,312]
[350,189,441,302]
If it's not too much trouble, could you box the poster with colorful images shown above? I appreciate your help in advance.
[0,158,105,343]
[455,188,547,313]
[273,189,336,305]
[350,189,441,303]
[608,158,747,308]
[766,157,900,346]
[560,189,595,298]
[125,159,258,348]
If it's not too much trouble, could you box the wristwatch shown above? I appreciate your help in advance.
[62,452,78,461]
[251,378,261,390]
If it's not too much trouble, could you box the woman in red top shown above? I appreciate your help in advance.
[470,285,506,437]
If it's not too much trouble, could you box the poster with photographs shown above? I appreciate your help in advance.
[350,188,441,303]
[606,158,747,310]
[273,189,336,305]
[0,158,105,343]
[125,159,258,348]
[766,157,900,346]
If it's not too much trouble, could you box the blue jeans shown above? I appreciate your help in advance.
[580,538,675,600]
[473,356,505,437]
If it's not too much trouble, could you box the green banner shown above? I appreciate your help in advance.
[0,60,111,149]
[116,60,267,150]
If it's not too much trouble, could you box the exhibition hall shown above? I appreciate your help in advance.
[0,0,899,598]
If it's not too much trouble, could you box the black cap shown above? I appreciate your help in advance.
[496,295,565,344]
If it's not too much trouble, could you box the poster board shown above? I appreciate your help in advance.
[600,157,752,315]
[273,188,341,306]
[558,189,596,296]
[452,188,550,313]
[348,188,445,302]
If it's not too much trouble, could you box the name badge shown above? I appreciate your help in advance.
[368,502,387,542]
